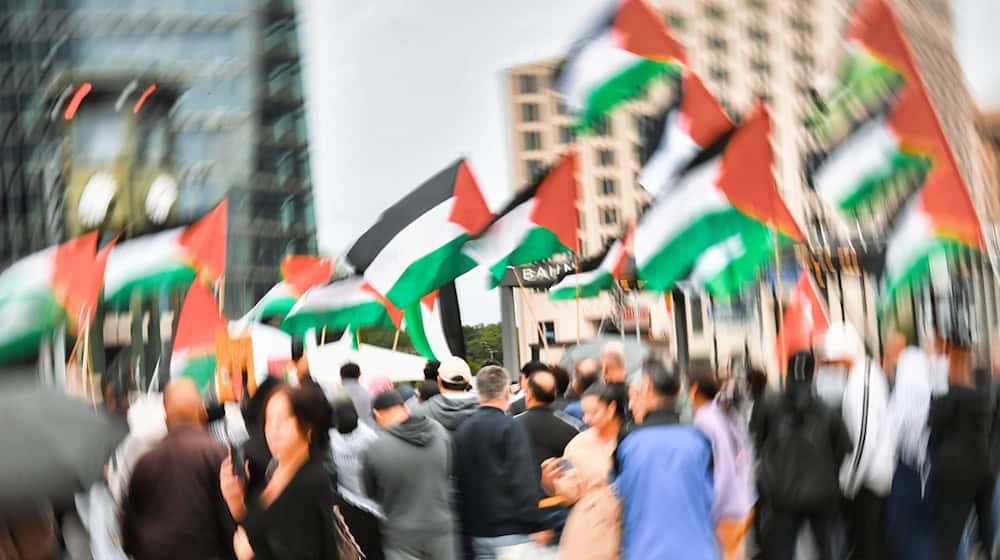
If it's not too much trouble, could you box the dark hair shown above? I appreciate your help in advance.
[527,370,557,405]
[583,382,628,420]
[641,359,680,396]
[440,379,468,391]
[481,359,502,368]
[423,360,441,381]
[332,398,359,434]
[340,362,362,380]
[549,364,571,397]
[418,380,440,401]
[747,368,768,400]
[686,359,720,400]
[291,336,305,362]
[265,385,332,453]
[520,360,548,377]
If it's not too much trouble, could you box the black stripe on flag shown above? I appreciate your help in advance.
[437,281,467,358]
[346,159,464,273]
[552,4,618,92]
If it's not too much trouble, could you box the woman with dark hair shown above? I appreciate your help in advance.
[329,398,384,560]
[221,385,339,559]
[541,382,626,559]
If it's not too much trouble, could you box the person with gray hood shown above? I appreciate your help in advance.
[363,390,456,560]
[411,356,479,433]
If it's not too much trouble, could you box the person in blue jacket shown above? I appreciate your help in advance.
[614,359,715,560]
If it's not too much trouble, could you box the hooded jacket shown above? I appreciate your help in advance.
[411,392,479,432]
[840,357,896,498]
[362,415,454,546]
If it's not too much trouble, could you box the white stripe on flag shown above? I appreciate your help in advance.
[104,228,185,297]
[463,202,533,269]
[558,31,642,112]
[814,117,897,205]
[638,111,701,196]
[689,235,746,286]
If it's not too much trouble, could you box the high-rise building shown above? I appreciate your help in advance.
[506,0,997,369]
[0,0,316,314]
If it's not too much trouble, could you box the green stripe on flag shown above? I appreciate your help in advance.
[178,354,217,393]
[405,306,436,361]
[486,227,573,288]
[385,235,478,309]
[281,301,397,336]
[699,227,780,302]
[840,151,931,215]
[882,239,970,307]
[549,271,615,300]
[577,61,682,133]
[104,266,196,307]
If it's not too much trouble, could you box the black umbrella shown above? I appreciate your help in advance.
[0,381,128,511]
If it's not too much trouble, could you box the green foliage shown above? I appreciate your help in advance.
[463,323,502,373]
[358,327,414,353]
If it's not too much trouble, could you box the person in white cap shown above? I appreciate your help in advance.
[410,356,479,434]
[817,322,895,559]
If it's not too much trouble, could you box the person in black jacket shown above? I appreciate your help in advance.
[515,369,580,467]
[454,365,553,558]
[929,331,995,560]
[220,385,338,560]
[751,351,853,560]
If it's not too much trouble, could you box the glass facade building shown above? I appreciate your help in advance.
[0,0,316,313]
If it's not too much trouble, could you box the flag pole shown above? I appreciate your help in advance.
[634,289,641,343]
[511,266,550,353]
[772,226,786,377]
[574,253,581,345]
[321,327,327,345]
[392,328,401,352]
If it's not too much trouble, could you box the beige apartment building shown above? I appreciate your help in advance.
[507,0,999,373]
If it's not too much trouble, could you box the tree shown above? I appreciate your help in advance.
[463,323,502,373]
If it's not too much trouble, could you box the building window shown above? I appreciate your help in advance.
[559,126,576,144]
[539,321,556,343]
[710,68,729,82]
[519,74,538,94]
[526,159,544,180]
[521,103,539,122]
[592,117,612,136]
[597,148,615,166]
[705,4,725,19]
[600,207,619,225]
[523,131,542,151]
[748,27,769,43]
[668,14,686,30]
[690,295,704,333]
[751,59,770,75]
[755,90,772,103]
[790,17,813,33]
[557,99,568,115]
[599,177,617,196]
[748,0,767,9]
[793,51,814,68]
[707,36,727,51]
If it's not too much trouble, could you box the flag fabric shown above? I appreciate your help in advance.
[346,159,493,310]
[103,199,228,305]
[637,70,733,195]
[555,0,686,132]
[687,225,776,301]
[776,270,831,373]
[239,255,333,324]
[403,282,466,360]
[883,169,985,303]
[635,103,803,292]
[810,88,934,215]
[0,232,113,363]
[549,224,633,300]
[281,276,403,336]
[170,280,226,391]
[464,152,580,288]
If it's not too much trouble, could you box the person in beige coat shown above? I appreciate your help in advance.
[541,382,626,560]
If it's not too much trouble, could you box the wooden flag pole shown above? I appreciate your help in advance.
[511,266,550,353]
[321,327,327,345]
[772,226,786,376]
[574,253,582,345]
[392,328,401,352]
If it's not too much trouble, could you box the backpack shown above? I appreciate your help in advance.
[758,404,841,511]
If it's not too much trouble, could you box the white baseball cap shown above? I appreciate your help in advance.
[438,356,472,385]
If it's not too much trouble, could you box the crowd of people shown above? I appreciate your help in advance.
[14,318,1000,559]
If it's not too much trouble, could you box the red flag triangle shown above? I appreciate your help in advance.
[611,0,687,64]
[777,271,830,373]
[280,255,334,296]
[173,280,226,355]
[179,198,228,286]
[530,151,580,254]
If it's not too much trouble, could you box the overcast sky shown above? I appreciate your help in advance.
[298,0,999,325]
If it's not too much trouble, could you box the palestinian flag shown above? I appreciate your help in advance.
[239,255,334,324]
[0,232,113,363]
[549,224,632,300]
[777,270,831,373]
[635,103,803,292]
[104,199,227,306]
[810,87,934,215]
[637,70,733,195]
[464,152,580,288]
[883,168,985,303]
[281,276,403,336]
[403,282,466,360]
[555,0,686,132]
[171,280,226,391]
[346,159,493,310]
[687,225,776,301]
